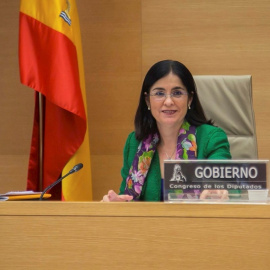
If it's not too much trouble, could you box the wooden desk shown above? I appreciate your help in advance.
[0,202,269,269]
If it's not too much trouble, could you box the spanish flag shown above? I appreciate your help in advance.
[19,0,92,200]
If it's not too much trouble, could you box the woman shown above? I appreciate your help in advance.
[103,60,231,202]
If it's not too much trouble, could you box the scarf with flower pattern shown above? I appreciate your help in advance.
[124,120,197,200]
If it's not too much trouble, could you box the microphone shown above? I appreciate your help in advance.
[39,163,83,200]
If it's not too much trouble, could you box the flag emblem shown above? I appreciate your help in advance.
[60,0,71,25]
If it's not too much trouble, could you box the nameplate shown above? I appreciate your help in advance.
[164,160,268,200]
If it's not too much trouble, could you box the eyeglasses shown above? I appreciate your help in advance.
[147,90,189,101]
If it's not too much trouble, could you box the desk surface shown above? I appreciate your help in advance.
[1,202,270,270]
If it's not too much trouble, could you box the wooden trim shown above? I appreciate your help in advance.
[1,201,270,219]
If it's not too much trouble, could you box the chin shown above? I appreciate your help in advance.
[158,120,181,128]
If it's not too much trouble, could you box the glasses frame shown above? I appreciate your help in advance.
[145,91,189,101]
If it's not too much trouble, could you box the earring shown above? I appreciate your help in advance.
[148,106,151,110]
[188,105,191,110]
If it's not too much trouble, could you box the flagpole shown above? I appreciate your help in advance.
[38,92,44,191]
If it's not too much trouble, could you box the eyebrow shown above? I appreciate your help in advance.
[151,86,186,91]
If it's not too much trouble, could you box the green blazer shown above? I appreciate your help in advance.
[119,124,231,201]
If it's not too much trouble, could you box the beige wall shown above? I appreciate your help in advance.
[1,0,270,200]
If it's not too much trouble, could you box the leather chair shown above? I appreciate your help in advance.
[194,75,258,159]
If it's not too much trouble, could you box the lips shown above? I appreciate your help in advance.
[162,110,177,115]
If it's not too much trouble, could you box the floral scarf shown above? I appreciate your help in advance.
[124,120,197,200]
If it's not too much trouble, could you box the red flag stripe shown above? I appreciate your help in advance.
[19,12,86,120]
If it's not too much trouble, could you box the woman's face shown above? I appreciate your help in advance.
[146,72,193,130]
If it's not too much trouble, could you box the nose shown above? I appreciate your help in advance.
[163,94,174,105]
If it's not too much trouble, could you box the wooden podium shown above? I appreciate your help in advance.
[0,201,270,269]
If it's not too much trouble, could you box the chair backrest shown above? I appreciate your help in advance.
[193,75,258,159]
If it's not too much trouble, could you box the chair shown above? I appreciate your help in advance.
[193,75,258,159]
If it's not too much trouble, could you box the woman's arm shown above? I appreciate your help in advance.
[198,125,231,200]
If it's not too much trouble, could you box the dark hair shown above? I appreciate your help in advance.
[134,60,213,141]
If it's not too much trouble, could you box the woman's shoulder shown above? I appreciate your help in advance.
[126,131,138,143]
[124,131,140,149]
[196,124,229,145]
[196,124,227,136]
[195,124,231,159]
[122,132,141,167]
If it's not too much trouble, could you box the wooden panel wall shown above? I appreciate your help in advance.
[0,0,270,200]
[141,0,270,157]
[77,0,142,200]
[0,1,33,192]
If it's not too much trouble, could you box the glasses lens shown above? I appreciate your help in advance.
[172,91,186,98]
[152,92,165,100]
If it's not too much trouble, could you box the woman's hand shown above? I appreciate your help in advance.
[200,189,229,200]
[102,190,133,202]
